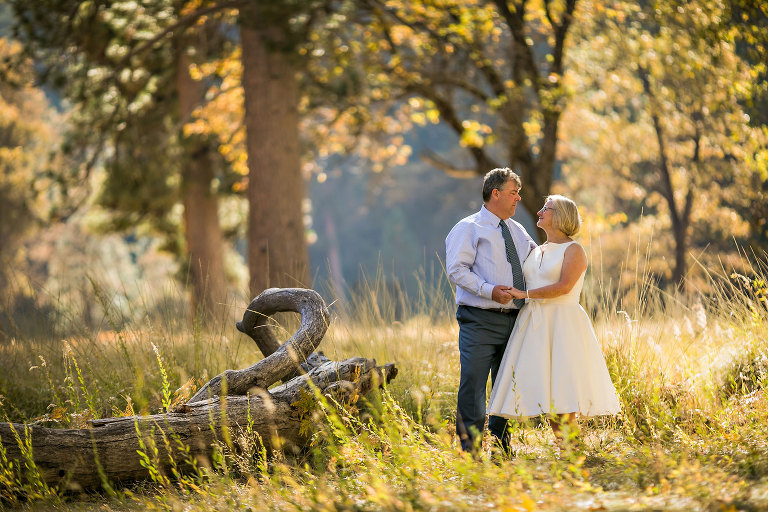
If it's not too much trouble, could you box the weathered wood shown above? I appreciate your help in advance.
[188,288,330,404]
[0,358,397,490]
[235,287,331,376]
[0,287,398,490]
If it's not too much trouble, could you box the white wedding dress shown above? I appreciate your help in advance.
[487,241,621,418]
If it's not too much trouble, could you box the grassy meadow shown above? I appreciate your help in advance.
[1,253,768,511]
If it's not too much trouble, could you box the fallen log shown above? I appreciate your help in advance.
[0,288,398,490]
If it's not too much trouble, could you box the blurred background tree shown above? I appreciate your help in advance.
[559,0,766,293]
[0,0,765,329]
[728,0,768,250]
[299,0,580,242]
[0,35,63,304]
[8,0,242,317]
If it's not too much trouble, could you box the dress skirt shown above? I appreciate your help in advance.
[487,297,621,418]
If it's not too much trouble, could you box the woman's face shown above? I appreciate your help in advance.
[536,201,555,230]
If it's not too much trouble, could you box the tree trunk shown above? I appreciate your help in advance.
[517,159,553,242]
[0,288,397,490]
[240,23,310,296]
[496,0,575,243]
[177,45,228,317]
[672,222,687,286]
[640,66,694,289]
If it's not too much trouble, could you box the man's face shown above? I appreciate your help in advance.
[494,180,521,219]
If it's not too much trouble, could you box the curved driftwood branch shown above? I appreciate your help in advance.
[235,287,331,372]
[188,288,330,404]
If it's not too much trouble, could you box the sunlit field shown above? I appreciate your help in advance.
[1,253,767,511]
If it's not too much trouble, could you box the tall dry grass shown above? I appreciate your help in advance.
[1,248,767,510]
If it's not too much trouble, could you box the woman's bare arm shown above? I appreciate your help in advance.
[509,244,587,300]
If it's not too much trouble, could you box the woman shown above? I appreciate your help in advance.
[486,195,620,444]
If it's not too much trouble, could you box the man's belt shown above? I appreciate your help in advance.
[462,305,519,314]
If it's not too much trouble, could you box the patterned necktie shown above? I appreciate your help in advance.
[499,220,526,308]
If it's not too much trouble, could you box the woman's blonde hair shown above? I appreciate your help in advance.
[546,194,581,237]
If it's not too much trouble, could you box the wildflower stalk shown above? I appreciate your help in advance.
[152,343,172,413]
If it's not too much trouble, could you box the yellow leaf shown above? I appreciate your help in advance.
[520,494,536,511]
[50,406,67,421]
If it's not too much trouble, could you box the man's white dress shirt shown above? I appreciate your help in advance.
[446,205,537,310]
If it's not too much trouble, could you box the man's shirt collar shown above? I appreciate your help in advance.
[480,204,505,226]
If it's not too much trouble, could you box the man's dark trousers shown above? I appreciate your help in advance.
[456,305,519,452]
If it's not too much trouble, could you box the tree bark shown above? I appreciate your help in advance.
[177,41,228,317]
[0,288,397,490]
[240,21,310,296]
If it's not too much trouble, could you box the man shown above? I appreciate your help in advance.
[445,168,537,453]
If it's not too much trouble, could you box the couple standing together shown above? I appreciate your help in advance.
[446,168,621,453]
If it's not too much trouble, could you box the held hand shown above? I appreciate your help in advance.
[492,285,513,304]
[508,287,527,300]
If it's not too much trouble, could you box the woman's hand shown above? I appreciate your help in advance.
[508,287,526,300]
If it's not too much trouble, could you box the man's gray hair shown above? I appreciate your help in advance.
[482,168,521,202]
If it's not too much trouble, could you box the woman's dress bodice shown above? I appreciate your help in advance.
[522,241,584,304]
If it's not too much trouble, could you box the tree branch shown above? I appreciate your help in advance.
[364,0,444,41]
[405,83,500,173]
[116,0,247,70]
[426,74,491,102]
[420,148,497,177]
[492,0,541,87]
[188,288,330,404]
[548,0,577,77]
